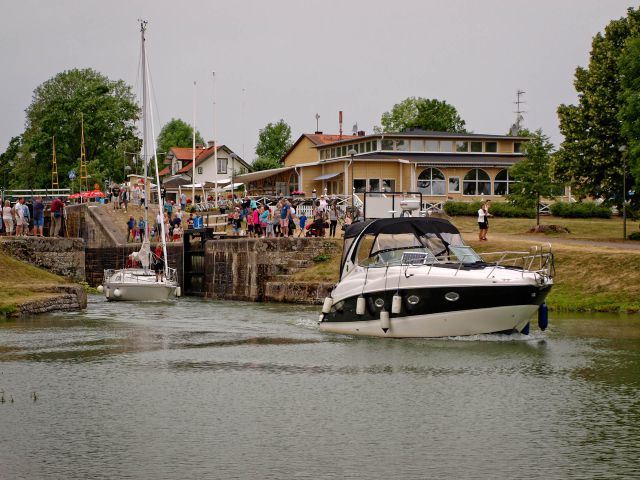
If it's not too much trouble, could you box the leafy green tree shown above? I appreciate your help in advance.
[251,158,282,172]
[255,119,292,164]
[507,130,557,225]
[16,68,140,188]
[618,36,640,200]
[157,118,204,155]
[0,135,22,190]
[378,97,466,133]
[555,7,640,206]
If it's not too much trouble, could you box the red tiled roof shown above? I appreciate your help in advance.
[175,145,224,174]
[158,166,170,176]
[305,133,358,145]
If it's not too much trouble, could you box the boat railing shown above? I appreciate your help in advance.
[103,266,178,285]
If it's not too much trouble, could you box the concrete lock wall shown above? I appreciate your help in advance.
[204,237,337,303]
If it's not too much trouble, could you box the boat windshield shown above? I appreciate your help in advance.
[355,231,477,267]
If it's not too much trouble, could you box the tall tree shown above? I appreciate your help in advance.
[16,68,140,188]
[255,119,292,164]
[378,97,466,133]
[508,130,557,226]
[0,135,22,190]
[618,36,640,199]
[157,118,204,155]
[555,7,640,206]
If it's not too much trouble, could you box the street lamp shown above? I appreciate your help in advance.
[619,145,628,240]
[348,148,357,210]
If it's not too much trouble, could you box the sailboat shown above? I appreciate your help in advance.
[101,20,178,301]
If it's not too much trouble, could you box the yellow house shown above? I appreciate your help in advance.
[236,129,529,202]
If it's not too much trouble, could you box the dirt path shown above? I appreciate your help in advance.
[486,232,640,251]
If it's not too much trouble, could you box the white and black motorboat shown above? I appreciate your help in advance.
[319,217,554,338]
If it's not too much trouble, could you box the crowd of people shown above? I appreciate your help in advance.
[1,196,65,237]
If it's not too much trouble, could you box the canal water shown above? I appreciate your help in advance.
[1,297,639,479]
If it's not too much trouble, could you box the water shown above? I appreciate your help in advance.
[1,297,639,480]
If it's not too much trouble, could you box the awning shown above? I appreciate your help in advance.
[234,166,295,184]
[312,171,343,181]
[222,183,243,191]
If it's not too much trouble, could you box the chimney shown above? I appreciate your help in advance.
[207,141,215,148]
[339,111,343,138]
[357,130,366,137]
[314,131,323,135]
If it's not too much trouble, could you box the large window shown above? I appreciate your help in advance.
[456,141,468,152]
[514,142,523,153]
[426,140,438,151]
[470,141,482,152]
[463,169,491,196]
[382,179,396,192]
[217,158,228,174]
[417,168,446,196]
[410,139,424,152]
[353,179,367,193]
[440,141,453,152]
[448,176,461,193]
[485,141,497,153]
[494,169,514,195]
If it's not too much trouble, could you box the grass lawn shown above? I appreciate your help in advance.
[294,215,640,313]
[0,254,67,315]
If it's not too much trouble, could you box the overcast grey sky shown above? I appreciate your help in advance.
[0,0,636,159]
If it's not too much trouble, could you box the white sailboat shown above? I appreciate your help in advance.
[102,20,178,301]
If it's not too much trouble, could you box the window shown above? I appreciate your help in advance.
[493,169,514,195]
[217,158,228,174]
[341,146,347,157]
[197,167,203,175]
[396,139,408,151]
[456,141,468,152]
[382,179,396,192]
[382,139,394,150]
[485,141,497,153]
[448,176,461,193]
[331,148,336,158]
[470,141,482,152]
[514,142,523,153]
[366,141,373,153]
[440,141,453,152]
[426,140,438,151]
[353,179,367,193]
[417,168,446,195]
[463,169,491,195]
[359,143,365,153]
[410,139,424,152]
[369,178,381,192]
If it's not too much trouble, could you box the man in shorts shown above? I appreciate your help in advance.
[280,200,290,237]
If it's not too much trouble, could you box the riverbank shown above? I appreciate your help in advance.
[293,218,640,313]
[0,253,87,318]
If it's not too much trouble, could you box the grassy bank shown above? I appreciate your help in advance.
[294,216,640,313]
[0,254,67,316]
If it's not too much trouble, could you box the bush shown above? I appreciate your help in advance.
[629,231,640,241]
[550,202,612,219]
[443,201,535,218]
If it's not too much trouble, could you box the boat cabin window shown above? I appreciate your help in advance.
[448,245,482,264]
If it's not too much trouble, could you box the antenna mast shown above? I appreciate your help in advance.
[78,114,89,192]
[513,90,526,132]
[51,136,59,191]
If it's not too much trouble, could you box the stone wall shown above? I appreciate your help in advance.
[263,281,335,305]
[204,237,337,303]
[0,237,85,281]
[15,285,88,317]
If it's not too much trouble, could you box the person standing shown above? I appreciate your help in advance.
[280,200,290,237]
[14,198,25,236]
[50,196,64,237]
[298,212,307,238]
[153,244,165,282]
[328,204,338,238]
[477,201,488,241]
[483,200,492,241]
[180,192,187,212]
[3,200,14,236]
[32,196,44,236]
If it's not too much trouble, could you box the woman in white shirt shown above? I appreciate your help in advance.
[2,200,13,236]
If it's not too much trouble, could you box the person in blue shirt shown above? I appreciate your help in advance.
[126,216,135,242]
[280,200,290,237]
[193,213,203,229]
[138,217,146,241]
[298,213,307,237]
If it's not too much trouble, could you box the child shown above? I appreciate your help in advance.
[266,210,274,237]
[172,224,183,241]
[187,213,194,229]
[298,212,307,237]
[126,216,135,242]
[232,212,242,236]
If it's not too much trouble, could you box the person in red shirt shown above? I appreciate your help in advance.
[50,197,64,237]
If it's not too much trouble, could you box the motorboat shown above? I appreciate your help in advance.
[319,217,554,338]
[101,21,178,301]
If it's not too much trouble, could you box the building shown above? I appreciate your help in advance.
[236,129,528,203]
[159,142,250,197]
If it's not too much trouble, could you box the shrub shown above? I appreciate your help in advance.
[629,231,640,241]
[443,201,535,218]
[550,202,612,219]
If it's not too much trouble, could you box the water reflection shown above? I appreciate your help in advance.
[0,297,639,479]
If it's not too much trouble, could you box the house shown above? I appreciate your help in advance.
[159,142,250,197]
[236,129,528,202]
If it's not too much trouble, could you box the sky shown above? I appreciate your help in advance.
[0,0,637,161]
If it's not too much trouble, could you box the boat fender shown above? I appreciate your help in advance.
[392,294,402,314]
[538,304,549,331]
[356,296,366,316]
[520,322,530,335]
[318,314,324,324]
[322,297,333,314]
[380,309,390,333]
[113,288,122,298]
[175,286,181,297]
[97,285,104,293]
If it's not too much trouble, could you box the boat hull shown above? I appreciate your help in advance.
[105,282,176,301]
[320,304,539,338]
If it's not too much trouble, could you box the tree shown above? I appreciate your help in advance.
[508,130,557,225]
[0,135,22,190]
[555,7,640,206]
[15,68,140,189]
[157,118,204,155]
[618,36,640,201]
[251,158,282,172]
[255,120,292,164]
[378,97,466,133]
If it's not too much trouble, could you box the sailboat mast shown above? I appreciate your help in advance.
[140,20,150,244]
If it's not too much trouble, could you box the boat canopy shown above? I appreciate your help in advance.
[340,217,467,276]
